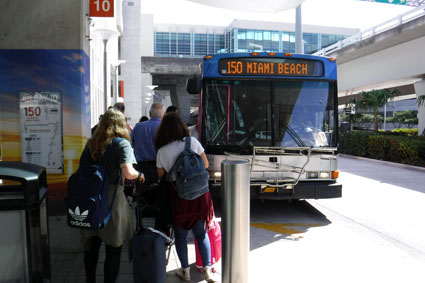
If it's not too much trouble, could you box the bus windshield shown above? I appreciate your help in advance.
[202,79,336,150]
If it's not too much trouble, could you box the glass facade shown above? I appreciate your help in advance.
[154,27,349,57]
[228,29,348,54]
[155,31,225,57]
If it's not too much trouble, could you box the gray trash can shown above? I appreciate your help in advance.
[0,161,51,283]
[340,121,351,133]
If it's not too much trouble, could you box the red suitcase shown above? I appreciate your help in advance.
[194,218,222,271]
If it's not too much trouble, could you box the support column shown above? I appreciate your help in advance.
[414,80,425,135]
[103,39,108,111]
[175,83,191,123]
[295,4,304,54]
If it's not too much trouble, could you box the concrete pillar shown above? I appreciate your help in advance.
[0,1,89,51]
[121,0,142,127]
[175,83,191,123]
[414,80,425,135]
[295,4,304,54]
[141,73,154,118]
[0,0,90,212]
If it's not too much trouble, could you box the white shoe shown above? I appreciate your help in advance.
[176,267,190,282]
[203,266,216,283]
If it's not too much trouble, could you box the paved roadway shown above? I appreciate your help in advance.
[244,154,425,283]
[50,154,425,282]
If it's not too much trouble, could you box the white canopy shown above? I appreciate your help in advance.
[186,0,306,13]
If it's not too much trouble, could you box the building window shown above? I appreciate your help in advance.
[254,30,263,41]
[320,34,347,50]
[271,31,279,52]
[178,33,191,56]
[155,31,225,57]
[155,32,170,56]
[215,34,225,53]
[282,32,295,53]
[170,33,177,55]
[303,33,319,54]
[194,33,208,56]
[208,34,214,54]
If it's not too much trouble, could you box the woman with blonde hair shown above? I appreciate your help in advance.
[80,108,144,283]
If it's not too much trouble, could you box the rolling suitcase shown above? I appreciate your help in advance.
[132,229,166,283]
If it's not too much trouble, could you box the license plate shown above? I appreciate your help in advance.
[263,186,276,193]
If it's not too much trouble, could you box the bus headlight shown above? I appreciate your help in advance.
[208,171,222,183]
[307,171,339,179]
[319,172,330,179]
[307,171,319,179]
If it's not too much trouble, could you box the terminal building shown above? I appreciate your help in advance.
[153,20,353,57]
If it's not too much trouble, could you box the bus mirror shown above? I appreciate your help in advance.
[186,76,202,94]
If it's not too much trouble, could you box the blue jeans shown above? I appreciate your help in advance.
[174,220,211,268]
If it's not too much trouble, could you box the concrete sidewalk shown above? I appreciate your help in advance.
[49,215,222,283]
[48,154,425,282]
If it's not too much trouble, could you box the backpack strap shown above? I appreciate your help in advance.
[99,137,124,209]
[185,136,191,151]
[166,137,191,183]
[99,137,123,166]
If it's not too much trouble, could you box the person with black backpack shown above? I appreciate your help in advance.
[79,108,144,283]
[155,112,216,283]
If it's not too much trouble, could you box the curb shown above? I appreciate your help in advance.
[338,154,425,173]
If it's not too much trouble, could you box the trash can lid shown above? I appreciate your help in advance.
[0,161,46,182]
[0,162,47,204]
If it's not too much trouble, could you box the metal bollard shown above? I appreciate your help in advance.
[221,160,250,283]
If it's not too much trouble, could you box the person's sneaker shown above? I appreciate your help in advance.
[203,266,216,283]
[175,267,190,282]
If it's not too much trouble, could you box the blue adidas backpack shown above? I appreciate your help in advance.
[66,138,122,229]
[167,137,209,200]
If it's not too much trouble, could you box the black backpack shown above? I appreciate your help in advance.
[167,137,209,200]
[66,138,122,229]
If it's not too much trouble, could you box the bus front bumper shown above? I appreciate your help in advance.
[210,181,342,200]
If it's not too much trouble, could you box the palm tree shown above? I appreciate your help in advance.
[417,95,425,107]
[347,88,398,132]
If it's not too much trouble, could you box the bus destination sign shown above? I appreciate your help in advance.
[218,57,324,77]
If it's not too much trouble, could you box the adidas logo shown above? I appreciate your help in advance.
[68,206,89,222]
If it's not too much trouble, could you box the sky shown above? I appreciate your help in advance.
[140,0,416,30]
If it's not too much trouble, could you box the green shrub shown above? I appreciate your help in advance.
[388,139,401,163]
[367,135,388,160]
[339,131,425,167]
[339,131,369,157]
[398,140,421,166]
[390,128,418,136]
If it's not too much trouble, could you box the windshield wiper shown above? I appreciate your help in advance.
[281,120,307,147]
[239,118,269,147]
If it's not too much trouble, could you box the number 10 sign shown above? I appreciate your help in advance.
[90,0,114,17]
